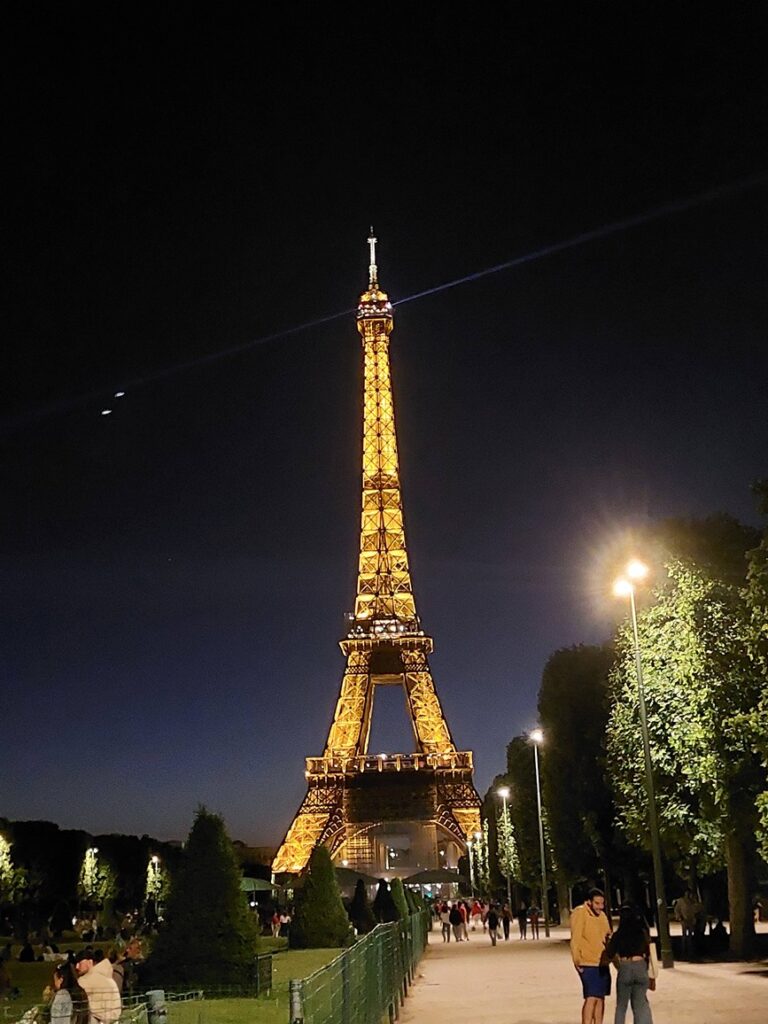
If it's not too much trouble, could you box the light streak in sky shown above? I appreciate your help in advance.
[3,171,766,433]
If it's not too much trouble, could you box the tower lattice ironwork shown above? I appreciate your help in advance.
[272,235,481,876]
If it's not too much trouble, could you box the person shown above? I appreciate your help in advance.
[459,901,469,941]
[516,903,528,940]
[529,902,541,940]
[470,900,483,930]
[449,902,463,942]
[673,891,697,955]
[439,903,451,942]
[271,910,281,938]
[18,940,36,962]
[0,959,12,999]
[570,888,612,1024]
[112,937,142,995]
[485,903,500,946]
[501,903,512,941]
[0,941,12,962]
[50,962,90,1024]
[606,904,654,1024]
[73,948,122,1024]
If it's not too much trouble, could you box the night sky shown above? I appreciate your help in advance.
[3,12,767,847]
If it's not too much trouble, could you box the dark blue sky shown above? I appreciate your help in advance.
[2,11,767,847]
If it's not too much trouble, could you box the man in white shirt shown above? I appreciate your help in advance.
[74,949,122,1024]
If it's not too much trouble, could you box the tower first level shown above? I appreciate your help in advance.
[272,236,481,878]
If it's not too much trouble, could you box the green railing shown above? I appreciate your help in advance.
[289,912,429,1024]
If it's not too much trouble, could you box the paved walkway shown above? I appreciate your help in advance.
[401,927,767,1024]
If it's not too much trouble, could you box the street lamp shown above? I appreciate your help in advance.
[528,729,551,937]
[613,559,674,969]
[496,787,513,910]
[467,839,475,895]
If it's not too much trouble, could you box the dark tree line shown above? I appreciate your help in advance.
[0,818,182,937]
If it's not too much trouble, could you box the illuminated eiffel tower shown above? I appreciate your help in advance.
[272,235,481,877]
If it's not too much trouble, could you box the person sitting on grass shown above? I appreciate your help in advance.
[50,962,89,1024]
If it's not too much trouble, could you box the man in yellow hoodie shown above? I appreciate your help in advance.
[570,888,612,1024]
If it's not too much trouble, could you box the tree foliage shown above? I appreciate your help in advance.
[505,736,553,888]
[143,808,259,985]
[606,517,765,955]
[496,803,520,885]
[290,845,351,949]
[537,645,616,886]
[745,482,768,860]
[0,833,24,907]
[390,877,410,920]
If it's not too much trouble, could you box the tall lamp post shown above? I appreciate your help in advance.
[467,838,476,896]
[528,730,551,938]
[496,787,513,910]
[614,559,674,968]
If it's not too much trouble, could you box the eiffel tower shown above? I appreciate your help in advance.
[272,235,481,877]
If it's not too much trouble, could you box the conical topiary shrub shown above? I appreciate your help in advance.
[142,807,259,987]
[390,877,410,920]
[289,846,352,948]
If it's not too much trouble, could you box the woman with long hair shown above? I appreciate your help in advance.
[50,962,89,1024]
[606,903,654,1024]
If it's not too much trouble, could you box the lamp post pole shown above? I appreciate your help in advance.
[614,561,674,969]
[529,732,551,937]
[467,840,475,896]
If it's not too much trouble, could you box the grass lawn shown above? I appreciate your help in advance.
[2,947,342,1024]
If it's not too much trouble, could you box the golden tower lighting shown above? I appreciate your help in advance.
[272,235,481,876]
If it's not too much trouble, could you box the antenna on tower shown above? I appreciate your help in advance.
[367,227,378,287]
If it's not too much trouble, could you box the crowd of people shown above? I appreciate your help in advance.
[1,936,144,1024]
[433,899,543,945]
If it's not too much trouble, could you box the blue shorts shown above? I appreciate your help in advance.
[580,965,611,998]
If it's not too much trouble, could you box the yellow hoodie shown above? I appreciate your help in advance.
[570,902,611,967]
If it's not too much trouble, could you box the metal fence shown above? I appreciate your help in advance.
[289,912,429,1024]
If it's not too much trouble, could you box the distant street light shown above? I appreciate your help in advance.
[496,787,513,910]
[528,729,551,937]
[613,559,674,969]
[467,838,476,895]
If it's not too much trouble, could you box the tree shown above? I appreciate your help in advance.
[78,847,117,908]
[496,803,521,893]
[537,644,619,919]
[289,846,351,949]
[390,877,409,920]
[744,482,768,861]
[0,832,24,910]
[505,737,553,892]
[348,879,375,934]
[607,522,764,957]
[143,808,259,985]
[372,879,398,923]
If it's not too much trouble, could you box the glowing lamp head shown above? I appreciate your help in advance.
[474,831,482,841]
[626,559,649,581]
[529,728,544,745]
[497,786,510,800]
[613,577,633,598]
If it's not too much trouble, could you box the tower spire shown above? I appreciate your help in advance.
[367,226,378,287]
